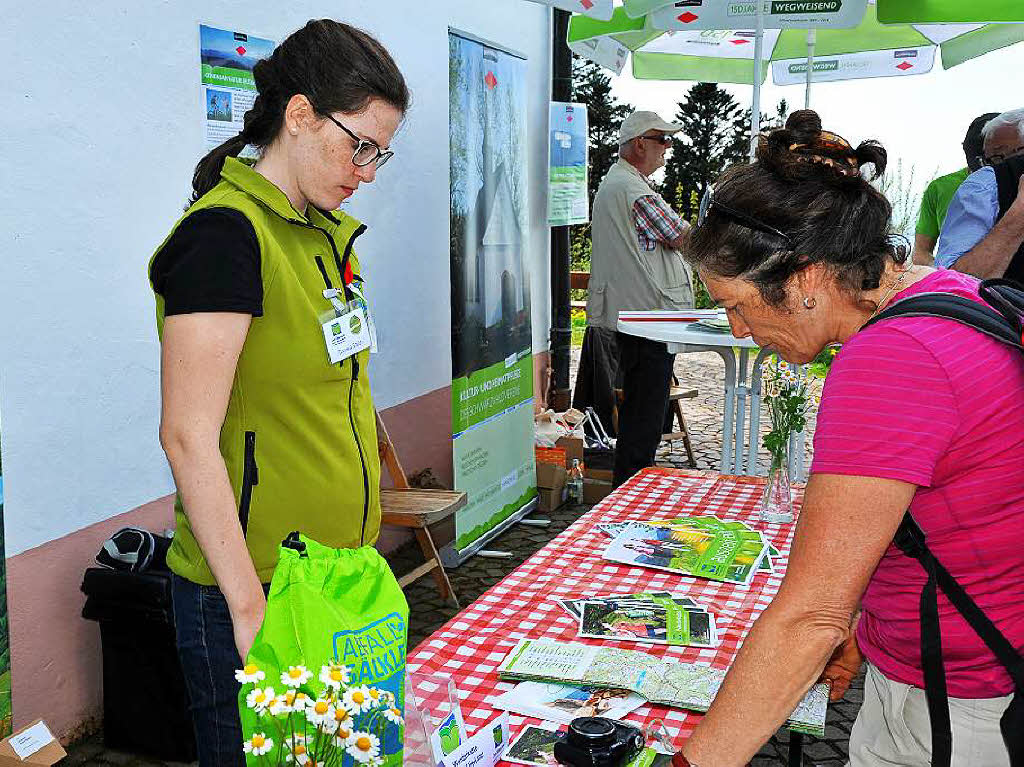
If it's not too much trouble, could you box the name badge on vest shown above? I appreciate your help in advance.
[348,281,379,354]
[320,289,371,364]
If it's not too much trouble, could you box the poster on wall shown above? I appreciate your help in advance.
[199,24,275,155]
[446,32,536,564]
[0,420,10,736]
[548,102,589,227]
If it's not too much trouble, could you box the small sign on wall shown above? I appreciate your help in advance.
[199,24,276,157]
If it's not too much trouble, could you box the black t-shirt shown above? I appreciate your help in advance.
[150,207,263,316]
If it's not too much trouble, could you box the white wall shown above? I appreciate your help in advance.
[0,1,552,556]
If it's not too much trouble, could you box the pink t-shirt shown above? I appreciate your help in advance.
[811,269,1024,697]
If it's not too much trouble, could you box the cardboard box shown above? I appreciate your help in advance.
[535,446,567,467]
[538,485,568,513]
[555,435,584,469]
[582,478,613,505]
[0,720,66,766]
[584,466,613,483]
[536,462,568,491]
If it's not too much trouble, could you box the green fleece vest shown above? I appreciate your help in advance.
[151,157,381,585]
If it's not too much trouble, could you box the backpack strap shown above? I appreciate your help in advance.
[862,289,1024,351]
[893,513,1024,767]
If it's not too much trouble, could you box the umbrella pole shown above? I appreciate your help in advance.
[804,29,817,109]
[750,0,765,159]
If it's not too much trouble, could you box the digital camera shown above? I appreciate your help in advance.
[553,717,645,767]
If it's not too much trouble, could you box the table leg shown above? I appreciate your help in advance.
[734,348,750,474]
[717,349,738,473]
[788,732,804,766]
[748,348,772,475]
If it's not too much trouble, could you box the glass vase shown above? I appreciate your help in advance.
[760,450,794,524]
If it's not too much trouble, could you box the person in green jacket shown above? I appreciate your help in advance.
[149,20,408,765]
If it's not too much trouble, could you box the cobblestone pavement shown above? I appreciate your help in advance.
[65,350,853,765]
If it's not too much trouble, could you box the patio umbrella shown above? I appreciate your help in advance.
[523,0,614,21]
[878,0,1024,24]
[568,1,1024,150]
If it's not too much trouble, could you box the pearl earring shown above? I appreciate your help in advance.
[803,296,817,310]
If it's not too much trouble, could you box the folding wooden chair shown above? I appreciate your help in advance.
[376,411,465,607]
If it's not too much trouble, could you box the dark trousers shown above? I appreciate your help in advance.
[572,326,621,438]
[613,332,674,488]
[171,574,248,767]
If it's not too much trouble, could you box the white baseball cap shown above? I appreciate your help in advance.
[617,110,683,145]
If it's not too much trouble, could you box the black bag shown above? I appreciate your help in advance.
[95,527,171,573]
[862,279,1024,766]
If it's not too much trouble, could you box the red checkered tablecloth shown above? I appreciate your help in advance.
[406,467,805,756]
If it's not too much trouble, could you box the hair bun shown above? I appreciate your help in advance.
[784,109,823,143]
[756,108,886,184]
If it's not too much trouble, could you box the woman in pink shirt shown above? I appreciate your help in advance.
[672,111,1024,767]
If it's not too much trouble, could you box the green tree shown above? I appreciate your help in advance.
[662,83,749,221]
[571,57,632,214]
[567,57,632,277]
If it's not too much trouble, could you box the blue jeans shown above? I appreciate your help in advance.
[171,574,248,767]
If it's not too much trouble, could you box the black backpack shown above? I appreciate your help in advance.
[862,278,1024,767]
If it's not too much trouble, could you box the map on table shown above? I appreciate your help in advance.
[497,639,828,737]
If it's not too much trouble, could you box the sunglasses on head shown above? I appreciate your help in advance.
[697,186,794,249]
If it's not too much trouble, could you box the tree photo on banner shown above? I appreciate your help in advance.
[447,33,536,561]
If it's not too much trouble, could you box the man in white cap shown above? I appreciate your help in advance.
[579,110,695,487]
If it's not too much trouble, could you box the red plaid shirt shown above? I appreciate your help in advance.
[633,194,688,251]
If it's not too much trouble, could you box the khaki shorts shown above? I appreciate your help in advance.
[847,662,1011,767]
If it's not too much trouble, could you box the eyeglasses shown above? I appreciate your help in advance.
[322,113,394,168]
[697,186,794,249]
[983,145,1024,166]
[640,134,673,146]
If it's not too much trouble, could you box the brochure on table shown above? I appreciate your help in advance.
[498,639,828,737]
[602,521,769,585]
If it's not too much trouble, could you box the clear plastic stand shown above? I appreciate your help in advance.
[404,671,465,766]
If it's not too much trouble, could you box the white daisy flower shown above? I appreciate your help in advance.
[366,687,385,707]
[243,732,274,756]
[245,686,275,713]
[319,663,350,690]
[326,702,354,735]
[281,665,313,688]
[343,686,374,714]
[347,732,381,764]
[333,724,356,748]
[235,663,266,685]
[270,689,309,717]
[285,735,310,765]
[383,705,404,725]
[307,697,333,727]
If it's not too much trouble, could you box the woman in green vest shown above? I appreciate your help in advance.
[149,20,408,765]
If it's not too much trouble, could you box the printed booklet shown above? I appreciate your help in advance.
[578,600,717,648]
[497,639,828,737]
[602,521,769,585]
[490,680,644,725]
[598,516,779,574]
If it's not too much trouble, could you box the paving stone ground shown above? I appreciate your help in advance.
[65,350,854,766]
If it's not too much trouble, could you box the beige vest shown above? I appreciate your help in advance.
[586,159,694,330]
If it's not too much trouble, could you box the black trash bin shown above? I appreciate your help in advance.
[81,566,197,762]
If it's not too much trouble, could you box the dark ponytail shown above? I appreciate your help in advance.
[189,19,410,206]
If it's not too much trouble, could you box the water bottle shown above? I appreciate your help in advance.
[567,459,584,504]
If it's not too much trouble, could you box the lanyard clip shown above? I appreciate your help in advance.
[322,288,347,316]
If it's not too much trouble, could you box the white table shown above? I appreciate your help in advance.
[617,311,806,480]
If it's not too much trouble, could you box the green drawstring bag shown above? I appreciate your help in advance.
[237,533,409,767]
